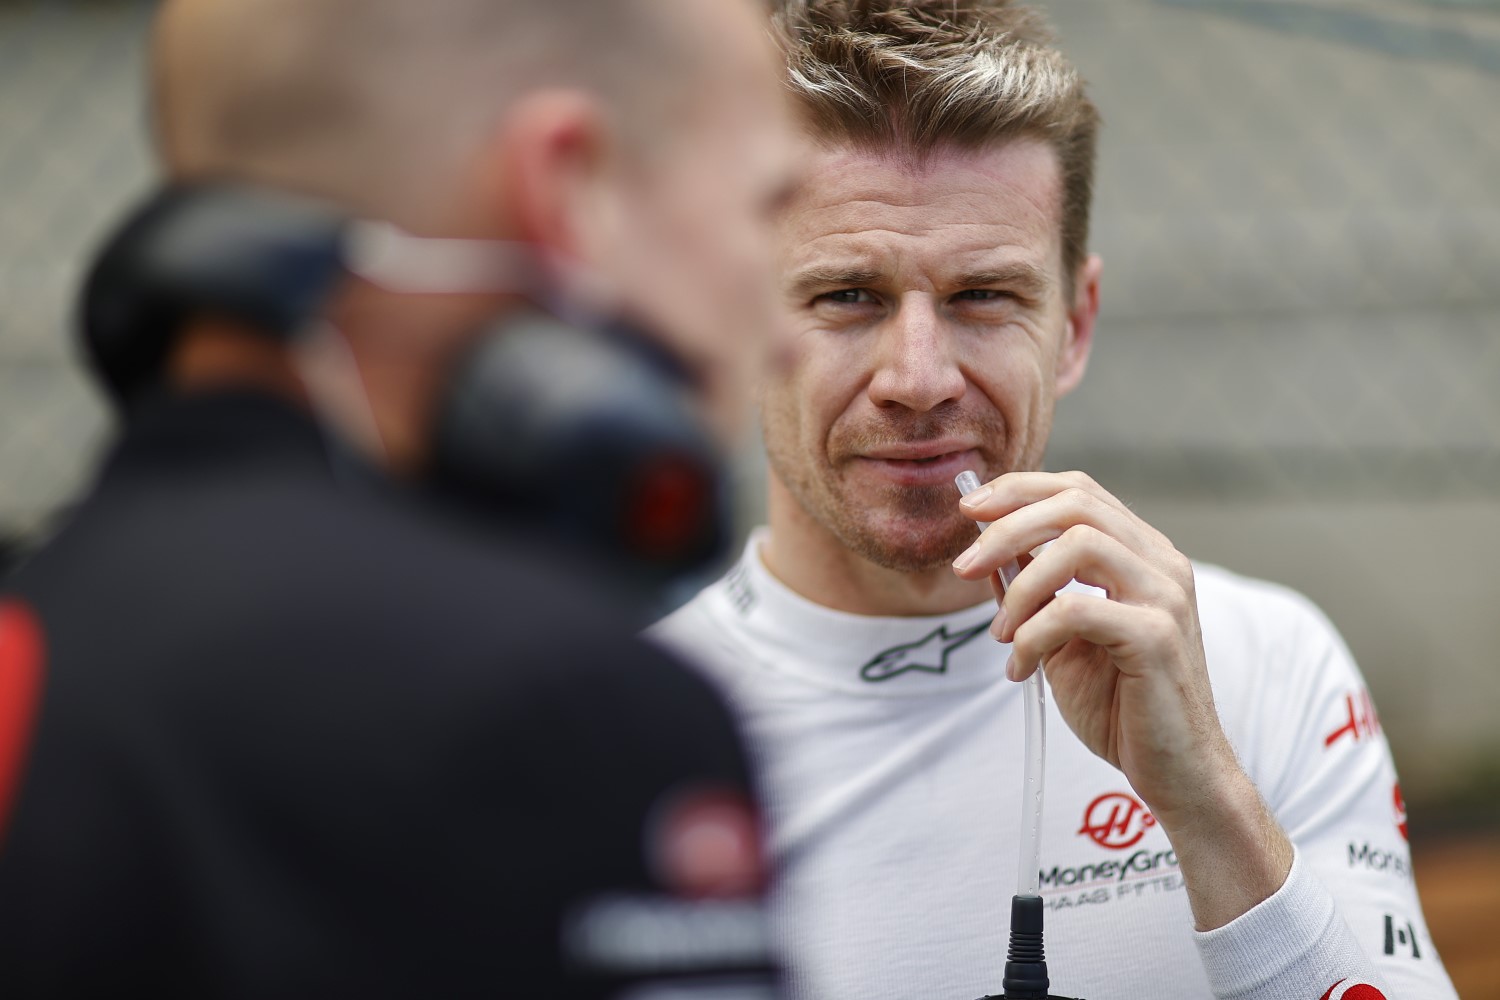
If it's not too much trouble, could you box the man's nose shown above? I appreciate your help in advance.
[866,294,966,412]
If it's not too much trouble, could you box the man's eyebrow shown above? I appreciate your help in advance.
[953,262,1051,294]
[787,265,885,297]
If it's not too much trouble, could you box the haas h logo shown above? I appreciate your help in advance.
[1077,792,1156,850]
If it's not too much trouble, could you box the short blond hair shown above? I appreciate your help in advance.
[154,0,719,226]
[774,0,1100,284]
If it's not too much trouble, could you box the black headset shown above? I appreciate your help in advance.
[79,181,729,587]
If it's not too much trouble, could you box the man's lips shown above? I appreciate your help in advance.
[861,439,979,462]
[852,443,983,487]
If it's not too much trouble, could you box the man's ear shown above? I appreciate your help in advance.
[477,89,611,264]
[1056,252,1101,398]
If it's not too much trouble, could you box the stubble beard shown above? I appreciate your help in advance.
[768,405,1027,573]
[824,480,978,572]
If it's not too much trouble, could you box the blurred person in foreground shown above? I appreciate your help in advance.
[0,0,796,996]
[650,2,1457,997]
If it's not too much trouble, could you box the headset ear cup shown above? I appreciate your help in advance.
[78,182,351,406]
[80,189,195,402]
[430,311,729,582]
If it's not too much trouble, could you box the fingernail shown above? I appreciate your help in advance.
[959,485,992,507]
[953,542,980,572]
[1005,655,1019,682]
[991,607,1009,641]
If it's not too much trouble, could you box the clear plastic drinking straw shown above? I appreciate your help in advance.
[955,470,1046,898]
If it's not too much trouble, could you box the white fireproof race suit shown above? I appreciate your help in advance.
[650,529,1458,1000]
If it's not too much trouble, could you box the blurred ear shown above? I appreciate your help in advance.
[478,89,611,265]
[1056,252,1101,398]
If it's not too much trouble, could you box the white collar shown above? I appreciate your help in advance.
[714,528,1011,696]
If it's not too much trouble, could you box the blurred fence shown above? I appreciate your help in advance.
[2,0,1498,821]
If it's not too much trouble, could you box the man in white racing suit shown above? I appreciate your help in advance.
[651,2,1459,997]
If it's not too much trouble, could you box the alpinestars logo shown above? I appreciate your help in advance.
[859,621,989,682]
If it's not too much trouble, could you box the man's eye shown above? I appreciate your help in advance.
[954,289,1010,302]
[818,289,875,305]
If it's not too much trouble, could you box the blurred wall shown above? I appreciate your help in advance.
[1044,0,1500,817]
[2,0,1497,820]
[0,0,152,541]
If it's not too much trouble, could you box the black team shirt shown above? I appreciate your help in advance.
[0,391,774,998]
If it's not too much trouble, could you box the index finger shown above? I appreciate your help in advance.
[958,470,1132,522]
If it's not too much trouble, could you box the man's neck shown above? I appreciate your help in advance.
[170,323,306,401]
[760,477,993,618]
[170,321,406,471]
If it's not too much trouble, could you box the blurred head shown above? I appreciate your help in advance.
[761,0,1103,572]
[151,0,797,465]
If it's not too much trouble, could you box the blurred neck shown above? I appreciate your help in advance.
[169,323,305,403]
[168,321,407,472]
